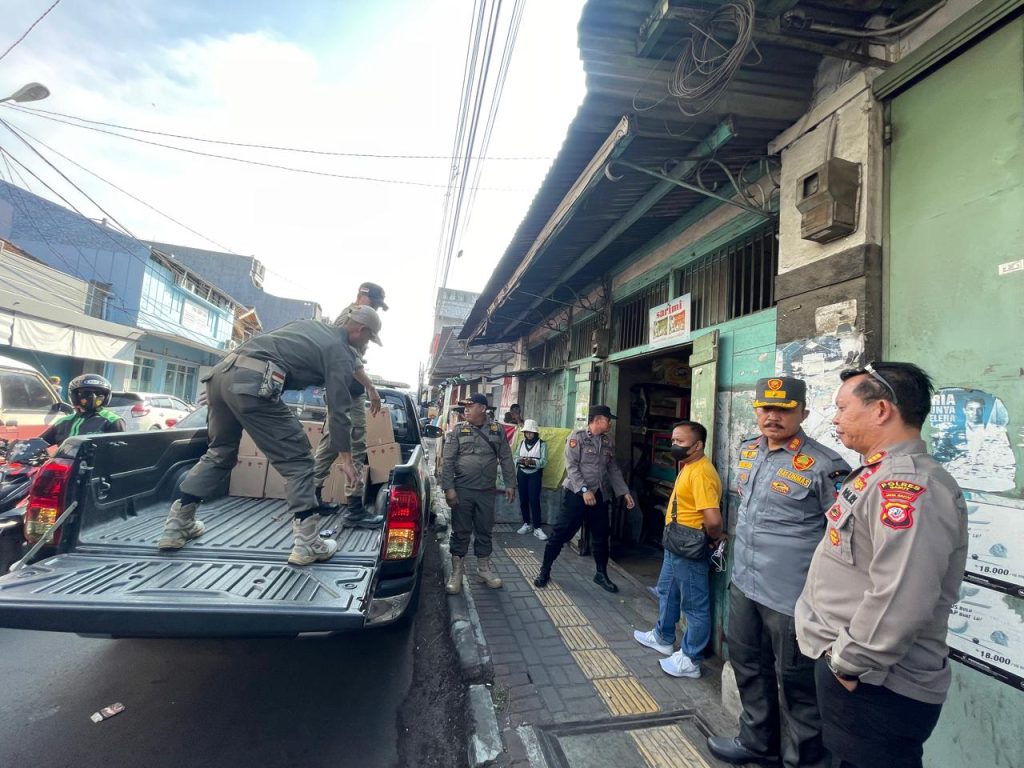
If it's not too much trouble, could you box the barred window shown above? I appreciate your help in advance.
[674,222,778,331]
[611,278,669,352]
[569,313,602,362]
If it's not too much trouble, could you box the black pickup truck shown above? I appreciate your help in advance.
[0,387,440,637]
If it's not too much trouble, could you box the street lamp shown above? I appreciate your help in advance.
[0,82,50,104]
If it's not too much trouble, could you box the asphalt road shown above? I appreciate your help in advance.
[0,538,466,768]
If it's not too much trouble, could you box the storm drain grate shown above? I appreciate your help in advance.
[535,710,717,768]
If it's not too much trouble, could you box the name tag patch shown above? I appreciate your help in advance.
[777,468,812,488]
[841,487,858,505]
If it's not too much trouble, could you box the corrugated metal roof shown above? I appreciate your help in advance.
[462,0,931,344]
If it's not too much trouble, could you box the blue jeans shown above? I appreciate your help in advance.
[654,549,711,662]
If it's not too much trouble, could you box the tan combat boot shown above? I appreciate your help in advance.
[446,556,464,595]
[288,514,338,565]
[158,500,205,550]
[476,556,503,589]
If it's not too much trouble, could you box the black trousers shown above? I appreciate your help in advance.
[814,657,942,768]
[517,470,543,527]
[542,489,609,572]
[728,587,826,768]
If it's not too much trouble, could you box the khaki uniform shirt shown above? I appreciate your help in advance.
[441,419,516,492]
[795,439,968,704]
[732,430,851,616]
[562,428,629,498]
[234,319,357,453]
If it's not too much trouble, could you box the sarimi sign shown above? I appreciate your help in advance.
[648,294,691,348]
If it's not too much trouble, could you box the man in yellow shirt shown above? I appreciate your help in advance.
[634,420,723,679]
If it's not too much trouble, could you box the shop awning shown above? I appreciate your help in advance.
[0,289,141,365]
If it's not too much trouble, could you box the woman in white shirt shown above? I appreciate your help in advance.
[515,419,548,540]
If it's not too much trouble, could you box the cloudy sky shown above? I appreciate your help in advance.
[0,0,587,384]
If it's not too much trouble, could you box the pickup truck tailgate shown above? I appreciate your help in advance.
[0,553,373,636]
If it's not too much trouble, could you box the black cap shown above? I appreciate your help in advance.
[752,376,807,409]
[588,404,616,420]
[460,392,489,407]
[358,282,388,311]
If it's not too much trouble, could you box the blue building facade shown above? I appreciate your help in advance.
[0,181,232,401]
[146,241,321,331]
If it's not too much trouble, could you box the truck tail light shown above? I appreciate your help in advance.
[130,403,149,417]
[383,487,420,561]
[24,458,74,546]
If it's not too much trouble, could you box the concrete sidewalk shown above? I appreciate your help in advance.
[463,522,741,768]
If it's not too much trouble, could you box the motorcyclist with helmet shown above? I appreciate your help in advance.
[39,374,125,445]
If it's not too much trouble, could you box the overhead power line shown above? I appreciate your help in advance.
[0,0,63,63]
[1,104,522,192]
[5,103,552,161]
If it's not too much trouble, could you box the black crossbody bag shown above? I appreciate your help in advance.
[662,494,709,560]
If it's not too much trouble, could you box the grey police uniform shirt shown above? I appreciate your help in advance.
[795,439,969,705]
[732,429,851,617]
[232,318,356,453]
[562,428,629,498]
[442,419,516,492]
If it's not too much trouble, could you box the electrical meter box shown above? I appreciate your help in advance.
[795,157,860,243]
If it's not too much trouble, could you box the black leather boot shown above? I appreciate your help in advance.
[533,566,551,588]
[593,569,618,593]
[707,736,781,766]
[341,494,384,528]
[315,486,340,514]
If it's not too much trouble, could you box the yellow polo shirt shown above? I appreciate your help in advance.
[666,455,722,530]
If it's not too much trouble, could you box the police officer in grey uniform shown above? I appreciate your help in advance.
[158,307,382,566]
[709,376,850,768]
[534,405,635,593]
[797,362,968,768]
[442,393,516,595]
[313,282,386,526]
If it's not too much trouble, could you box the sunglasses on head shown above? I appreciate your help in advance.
[847,362,899,406]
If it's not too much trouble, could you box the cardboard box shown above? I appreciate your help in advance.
[238,430,264,458]
[367,442,401,484]
[365,405,395,448]
[229,456,268,497]
[321,462,350,505]
[301,421,323,451]
[263,463,287,499]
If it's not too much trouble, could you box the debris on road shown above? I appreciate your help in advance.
[90,703,125,723]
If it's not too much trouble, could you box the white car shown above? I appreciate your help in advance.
[0,355,68,440]
[108,392,193,431]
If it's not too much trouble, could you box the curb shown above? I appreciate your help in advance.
[432,490,503,767]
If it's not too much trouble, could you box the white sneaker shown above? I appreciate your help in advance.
[634,629,673,656]
[516,523,533,535]
[533,527,549,541]
[660,650,701,678]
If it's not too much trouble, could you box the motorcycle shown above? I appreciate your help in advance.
[0,438,52,573]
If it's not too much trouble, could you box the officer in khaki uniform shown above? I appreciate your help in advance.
[442,392,516,594]
[709,376,850,768]
[534,405,635,593]
[159,308,382,566]
[313,282,386,527]
[796,362,968,768]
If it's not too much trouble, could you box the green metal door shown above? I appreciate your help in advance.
[886,15,1023,768]
[689,330,719,462]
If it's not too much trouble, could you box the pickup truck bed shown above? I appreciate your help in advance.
[0,388,436,638]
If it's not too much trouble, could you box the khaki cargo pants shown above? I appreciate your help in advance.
[180,362,316,516]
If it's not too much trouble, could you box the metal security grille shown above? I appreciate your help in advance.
[674,222,778,331]
[545,333,570,368]
[527,343,545,369]
[611,279,669,352]
[569,313,602,362]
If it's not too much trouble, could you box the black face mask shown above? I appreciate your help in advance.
[671,444,696,461]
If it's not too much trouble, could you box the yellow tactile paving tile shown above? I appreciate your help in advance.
[503,547,534,557]
[545,605,590,628]
[534,588,573,608]
[571,648,630,679]
[593,677,660,716]
[558,625,607,651]
[630,725,711,768]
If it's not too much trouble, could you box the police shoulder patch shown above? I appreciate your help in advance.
[865,451,888,465]
[569,438,578,449]
[792,453,815,471]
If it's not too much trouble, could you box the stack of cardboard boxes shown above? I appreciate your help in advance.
[226,406,403,501]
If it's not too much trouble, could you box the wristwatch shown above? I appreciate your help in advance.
[826,652,858,682]
[580,486,589,494]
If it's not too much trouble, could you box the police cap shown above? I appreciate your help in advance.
[752,376,806,409]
